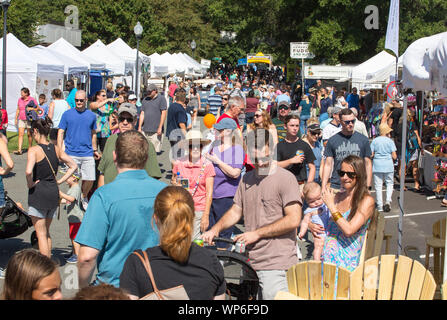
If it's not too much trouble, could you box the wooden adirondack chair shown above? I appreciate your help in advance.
[425,217,446,284]
[286,260,351,300]
[442,280,447,300]
[350,254,437,300]
[359,210,392,266]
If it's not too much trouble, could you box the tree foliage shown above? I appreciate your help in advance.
[3,0,447,66]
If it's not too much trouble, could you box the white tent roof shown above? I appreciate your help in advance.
[31,45,88,75]
[181,53,203,72]
[49,37,106,71]
[351,51,397,85]
[365,55,403,83]
[83,40,126,75]
[0,33,64,74]
[149,53,169,77]
[402,31,447,94]
[160,52,186,75]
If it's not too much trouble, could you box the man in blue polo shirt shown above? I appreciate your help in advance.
[58,90,99,210]
[76,130,167,288]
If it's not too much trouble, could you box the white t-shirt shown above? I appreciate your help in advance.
[322,121,342,142]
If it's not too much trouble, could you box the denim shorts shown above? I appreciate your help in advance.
[28,206,58,219]
[0,180,5,208]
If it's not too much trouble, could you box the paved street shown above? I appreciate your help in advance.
[0,125,445,298]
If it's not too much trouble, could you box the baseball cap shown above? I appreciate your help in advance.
[128,94,137,101]
[278,101,290,109]
[214,118,237,131]
[147,83,158,92]
[116,83,124,89]
[118,103,137,118]
[308,123,321,132]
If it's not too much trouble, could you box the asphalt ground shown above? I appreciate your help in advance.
[0,120,445,299]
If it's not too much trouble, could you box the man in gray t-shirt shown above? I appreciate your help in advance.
[322,108,372,190]
[138,84,167,153]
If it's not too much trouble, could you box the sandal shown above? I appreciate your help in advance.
[13,150,22,155]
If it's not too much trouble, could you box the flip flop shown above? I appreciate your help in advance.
[13,150,22,155]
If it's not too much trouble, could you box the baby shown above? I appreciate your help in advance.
[298,182,331,261]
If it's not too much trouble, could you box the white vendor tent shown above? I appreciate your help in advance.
[107,38,138,75]
[31,45,89,75]
[366,55,403,84]
[160,52,186,75]
[0,34,65,132]
[181,53,204,73]
[149,53,169,77]
[48,37,105,71]
[402,31,447,95]
[83,40,126,75]
[351,50,397,89]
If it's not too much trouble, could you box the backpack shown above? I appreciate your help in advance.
[26,100,40,121]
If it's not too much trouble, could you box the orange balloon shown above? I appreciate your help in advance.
[203,113,216,129]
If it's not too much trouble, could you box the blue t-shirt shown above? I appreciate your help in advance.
[165,102,187,141]
[319,97,332,115]
[66,88,77,109]
[75,170,167,287]
[58,107,97,157]
[347,93,359,110]
[207,94,223,117]
[324,132,372,189]
[299,100,312,116]
[370,136,396,173]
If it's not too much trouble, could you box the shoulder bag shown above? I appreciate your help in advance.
[133,250,190,300]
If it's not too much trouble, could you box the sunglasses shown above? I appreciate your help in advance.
[254,114,262,118]
[222,98,228,101]
[342,119,356,125]
[101,95,107,97]
[309,130,320,136]
[338,170,357,179]
[75,99,85,103]
[119,116,134,123]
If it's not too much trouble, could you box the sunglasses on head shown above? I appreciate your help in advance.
[75,99,85,103]
[119,115,134,123]
[338,170,357,179]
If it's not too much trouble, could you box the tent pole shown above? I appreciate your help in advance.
[398,94,408,256]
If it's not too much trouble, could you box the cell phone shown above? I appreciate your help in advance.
[180,178,189,189]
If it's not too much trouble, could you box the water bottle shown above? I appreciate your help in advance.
[176,172,181,185]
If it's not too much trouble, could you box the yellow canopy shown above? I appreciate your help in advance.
[247,52,272,64]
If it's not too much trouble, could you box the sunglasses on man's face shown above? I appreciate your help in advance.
[342,119,356,125]
[222,98,228,101]
[75,99,85,103]
[279,106,289,111]
[119,116,134,123]
[338,170,357,179]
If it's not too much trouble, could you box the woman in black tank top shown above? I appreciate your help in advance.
[26,117,77,258]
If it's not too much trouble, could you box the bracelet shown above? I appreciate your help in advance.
[331,211,343,222]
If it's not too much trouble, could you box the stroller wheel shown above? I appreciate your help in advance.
[30,231,38,249]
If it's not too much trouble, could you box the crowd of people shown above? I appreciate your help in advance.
[0,66,425,300]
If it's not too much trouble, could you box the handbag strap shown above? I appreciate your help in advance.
[133,250,164,300]
[38,145,57,180]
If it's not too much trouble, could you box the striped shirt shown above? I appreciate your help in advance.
[207,94,223,117]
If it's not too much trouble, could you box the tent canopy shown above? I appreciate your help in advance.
[31,45,89,75]
[402,31,447,95]
[247,52,272,64]
[83,40,126,75]
[49,37,106,71]
[351,51,397,88]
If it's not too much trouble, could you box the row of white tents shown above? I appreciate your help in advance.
[0,33,205,131]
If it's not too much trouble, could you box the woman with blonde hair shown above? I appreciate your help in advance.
[247,109,278,145]
[2,249,62,300]
[120,186,226,300]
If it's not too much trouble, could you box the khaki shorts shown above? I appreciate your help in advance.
[18,119,31,129]
[144,132,163,153]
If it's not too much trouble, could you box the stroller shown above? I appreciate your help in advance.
[0,192,37,247]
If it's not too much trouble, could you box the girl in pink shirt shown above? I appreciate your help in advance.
[171,131,215,240]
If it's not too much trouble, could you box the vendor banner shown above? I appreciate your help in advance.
[385,0,399,57]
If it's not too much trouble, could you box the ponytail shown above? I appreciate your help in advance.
[31,116,53,137]
[154,187,195,264]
